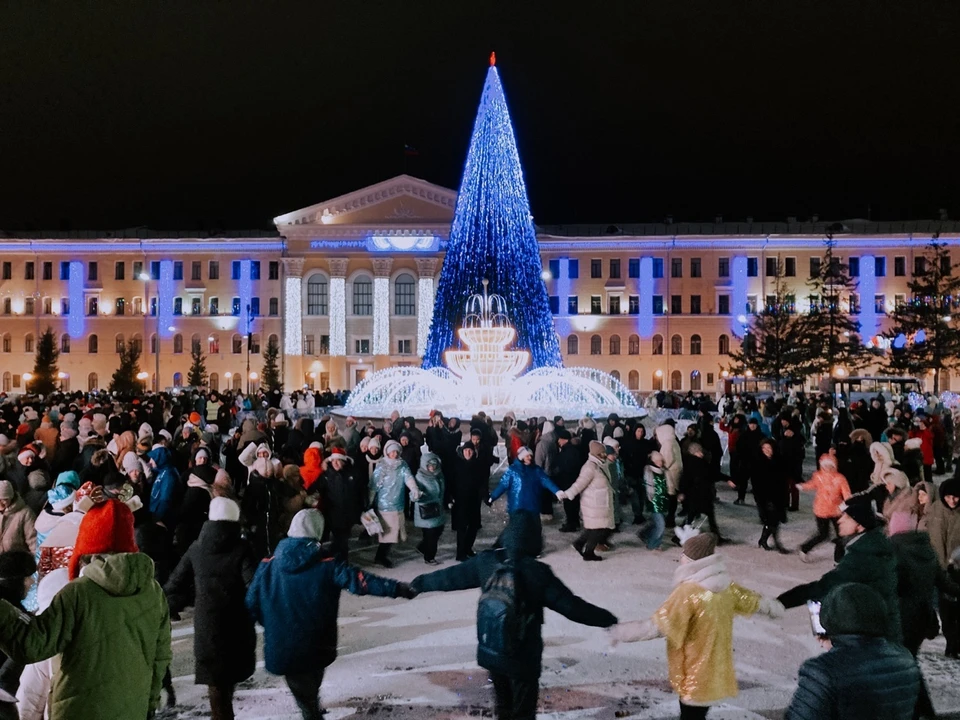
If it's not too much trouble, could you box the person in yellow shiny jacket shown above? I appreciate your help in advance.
[610,530,784,720]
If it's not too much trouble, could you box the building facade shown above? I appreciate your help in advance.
[2,174,959,395]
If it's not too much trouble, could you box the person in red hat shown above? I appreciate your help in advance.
[0,498,171,720]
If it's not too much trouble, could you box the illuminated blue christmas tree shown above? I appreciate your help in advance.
[422,54,562,370]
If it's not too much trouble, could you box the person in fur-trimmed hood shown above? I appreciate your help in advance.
[611,528,783,719]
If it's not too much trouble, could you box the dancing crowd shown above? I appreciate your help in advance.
[0,385,956,719]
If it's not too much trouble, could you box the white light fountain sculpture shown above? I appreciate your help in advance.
[341,283,644,421]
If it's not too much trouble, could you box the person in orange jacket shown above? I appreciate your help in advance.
[797,453,852,560]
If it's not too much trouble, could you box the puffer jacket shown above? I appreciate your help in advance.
[654,425,682,494]
[490,460,560,515]
[785,635,920,720]
[0,494,37,555]
[564,455,615,529]
[0,553,171,720]
[413,453,445,530]
[643,463,668,514]
[369,456,417,513]
[797,456,851,519]
[927,476,960,568]
[147,447,179,528]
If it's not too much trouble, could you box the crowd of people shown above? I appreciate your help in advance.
[0,385,956,719]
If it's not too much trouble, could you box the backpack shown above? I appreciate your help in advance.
[476,556,535,664]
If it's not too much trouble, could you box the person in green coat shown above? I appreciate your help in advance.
[0,499,171,720]
[777,494,902,644]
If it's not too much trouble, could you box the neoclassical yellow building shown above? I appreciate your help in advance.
[1,174,957,395]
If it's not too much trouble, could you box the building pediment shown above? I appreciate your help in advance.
[274,175,456,229]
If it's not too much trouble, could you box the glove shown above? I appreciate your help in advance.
[485,496,494,507]
[758,596,785,619]
[396,582,419,600]
[555,490,566,501]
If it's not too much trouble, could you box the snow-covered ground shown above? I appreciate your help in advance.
[163,467,960,719]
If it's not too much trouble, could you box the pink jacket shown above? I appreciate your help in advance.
[798,456,852,519]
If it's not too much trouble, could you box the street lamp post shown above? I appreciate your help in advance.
[140,272,160,393]
[245,303,253,395]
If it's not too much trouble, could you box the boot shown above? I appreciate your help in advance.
[374,543,393,569]
[758,526,772,551]
[773,530,791,555]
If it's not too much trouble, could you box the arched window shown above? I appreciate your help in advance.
[628,334,640,355]
[609,334,621,355]
[232,374,242,391]
[1,334,10,353]
[88,335,99,354]
[209,372,219,392]
[590,334,602,355]
[652,334,664,355]
[87,372,98,392]
[115,334,125,353]
[24,334,34,353]
[671,334,683,355]
[191,333,201,354]
[352,276,373,315]
[250,333,261,354]
[719,334,730,355]
[60,335,70,354]
[628,369,639,390]
[130,334,142,355]
[268,333,279,351]
[306,275,328,316]
[690,334,702,355]
[611,370,621,381]
[394,273,416,315]
[232,334,242,354]
[209,334,220,354]
[690,370,702,391]
[115,298,125,316]
[1,372,9,393]
[173,334,183,354]
[652,371,663,391]
[87,297,98,316]
[173,372,183,388]
[567,334,579,355]
[671,369,682,390]
[150,334,158,354]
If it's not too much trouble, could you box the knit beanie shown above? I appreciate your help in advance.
[121,452,142,476]
[682,532,718,561]
[840,495,883,531]
[588,440,607,458]
[820,582,887,637]
[28,470,49,491]
[208,497,241,523]
[0,551,36,580]
[287,509,325,540]
[555,428,571,441]
[0,481,13,501]
[384,440,402,457]
[517,446,533,462]
[68,499,138,580]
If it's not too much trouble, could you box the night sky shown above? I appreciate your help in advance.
[3,1,959,232]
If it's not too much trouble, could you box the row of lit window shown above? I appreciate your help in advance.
[0,296,280,317]
[301,335,415,356]
[305,274,417,316]
[564,333,731,356]
[1,370,251,395]
[0,260,281,283]
[0,332,278,356]
[610,369,714,393]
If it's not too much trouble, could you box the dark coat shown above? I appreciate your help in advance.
[784,635,920,720]
[890,531,943,653]
[245,537,401,675]
[165,520,258,685]
[554,443,583,491]
[778,527,903,644]
[316,463,362,532]
[409,512,617,679]
[752,449,790,522]
[841,443,873,494]
[241,472,286,560]
[51,436,80,476]
[450,448,487,530]
[679,453,714,516]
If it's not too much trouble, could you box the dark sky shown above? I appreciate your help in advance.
[3,1,960,232]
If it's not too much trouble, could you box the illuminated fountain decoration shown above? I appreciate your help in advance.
[343,284,643,420]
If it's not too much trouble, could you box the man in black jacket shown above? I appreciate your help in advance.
[410,512,617,720]
[554,430,583,532]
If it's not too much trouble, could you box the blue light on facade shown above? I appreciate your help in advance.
[638,256,654,337]
[239,259,253,335]
[68,261,84,338]
[731,255,748,335]
[158,260,174,337]
[858,254,877,345]
[556,258,571,317]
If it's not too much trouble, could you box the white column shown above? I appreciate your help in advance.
[329,258,348,356]
[282,258,304,356]
[372,258,393,356]
[416,258,438,357]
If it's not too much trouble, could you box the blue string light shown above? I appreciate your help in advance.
[858,254,877,345]
[158,260,174,337]
[68,261,84,338]
[422,58,562,369]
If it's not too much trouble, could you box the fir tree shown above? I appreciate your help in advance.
[29,327,60,396]
[261,335,281,392]
[109,341,142,395]
[793,235,873,378]
[187,343,208,388]
[727,264,806,390]
[422,55,561,369]
[883,238,960,394]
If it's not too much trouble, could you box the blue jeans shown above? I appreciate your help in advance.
[638,512,665,549]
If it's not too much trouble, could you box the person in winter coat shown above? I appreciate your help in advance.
[410,511,618,720]
[797,453,852,558]
[777,494,902,644]
[655,424,683,527]
[927,475,960,570]
[175,445,217,553]
[678,443,723,538]
[611,531,783,720]
[554,430,583,532]
[777,415,804,511]
[413,452,445,564]
[621,423,654,523]
[637,451,668,550]
[300,444,323,492]
[0,480,36,556]
[315,447,361,560]
[449,442,487,561]
[751,438,790,553]
[369,439,420,568]
[489,447,562,517]
[165,498,258,720]
[843,428,874,494]
[0,499,171,720]
[0,550,35,720]
[51,423,79,477]
[561,440,615,561]
[147,445,179,530]
[784,583,920,720]
[241,446,287,561]
[900,436,925,486]
[23,472,80,613]
[733,416,763,504]
[246,510,415,720]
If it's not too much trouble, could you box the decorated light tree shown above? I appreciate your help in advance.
[422,54,562,370]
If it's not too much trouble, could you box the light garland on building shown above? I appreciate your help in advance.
[68,261,84,338]
[284,276,302,355]
[158,260,174,337]
[330,277,346,355]
[638,256,654,337]
[373,277,390,355]
[417,277,434,356]
[858,254,878,345]
[238,260,252,336]
[731,255,748,336]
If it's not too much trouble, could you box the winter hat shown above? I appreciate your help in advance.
[287,509,325,540]
[18,446,37,465]
[187,411,201,426]
[282,464,302,484]
[604,438,620,453]
[183,422,196,433]
[818,454,838,471]
[137,423,153,441]
[517,446,533,462]
[881,467,909,491]
[840,495,884,531]
[579,416,596,430]
[649,450,664,467]
[588,440,607,457]
[208,497,241,523]
[367,436,381,452]
[158,429,173,442]
[0,481,14,501]
[195,447,211,462]
[555,428,571,441]
[47,484,76,512]
[0,435,9,447]
[359,437,371,453]
[0,551,36,581]
[92,414,107,434]
[849,428,873,445]
[68,499,138,580]
[28,470,49,491]
[682,532,718,562]
[819,583,888,637]
[383,440,402,457]
[55,470,81,492]
[904,437,922,450]
[308,441,323,451]
[938,477,960,501]
[327,447,352,464]
[121,451,142,476]
[59,424,77,441]
[78,417,93,436]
